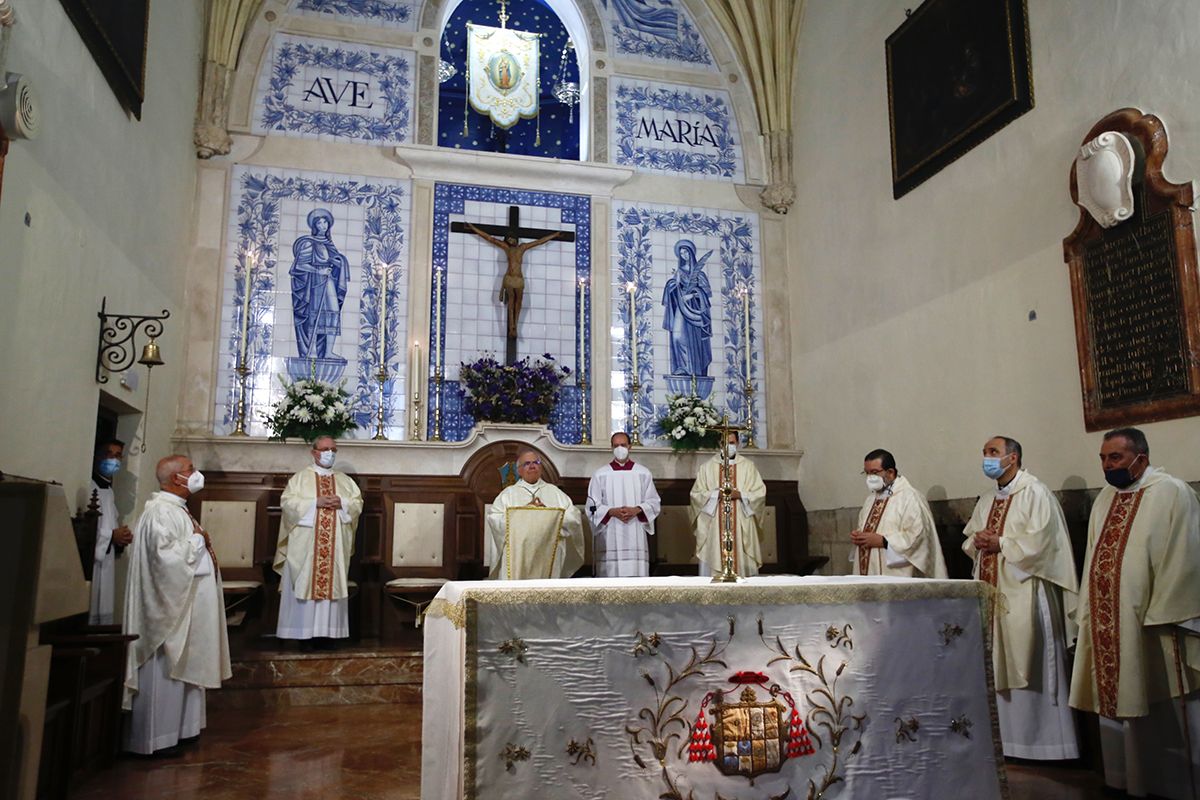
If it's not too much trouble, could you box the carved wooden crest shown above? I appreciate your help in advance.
[1063,108,1200,431]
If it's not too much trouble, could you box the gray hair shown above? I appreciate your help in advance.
[155,454,190,486]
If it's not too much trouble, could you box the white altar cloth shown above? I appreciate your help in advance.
[421,576,1006,800]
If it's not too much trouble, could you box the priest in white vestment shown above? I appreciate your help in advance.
[691,432,767,577]
[587,431,662,577]
[274,436,364,645]
[90,438,133,625]
[487,449,585,580]
[1069,427,1200,800]
[122,455,230,755]
[963,436,1079,760]
[850,448,946,578]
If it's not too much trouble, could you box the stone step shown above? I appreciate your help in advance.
[210,647,423,709]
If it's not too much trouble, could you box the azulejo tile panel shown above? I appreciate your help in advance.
[290,0,418,30]
[217,166,412,439]
[611,202,766,446]
[429,183,592,444]
[598,0,715,69]
[610,76,744,182]
[253,33,415,146]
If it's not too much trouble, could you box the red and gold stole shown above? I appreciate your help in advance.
[717,463,739,573]
[1089,489,1145,718]
[858,497,890,575]
[311,473,338,600]
[977,497,1013,587]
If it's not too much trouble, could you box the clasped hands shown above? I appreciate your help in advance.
[610,506,642,523]
[112,525,133,547]
[849,529,885,548]
[973,531,1002,554]
[317,496,343,510]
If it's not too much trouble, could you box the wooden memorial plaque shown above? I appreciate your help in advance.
[1063,108,1200,431]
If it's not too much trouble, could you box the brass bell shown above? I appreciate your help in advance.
[138,338,164,367]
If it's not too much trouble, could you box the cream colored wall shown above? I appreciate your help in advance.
[787,0,1200,511]
[0,1,204,512]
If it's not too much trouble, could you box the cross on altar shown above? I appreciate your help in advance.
[451,206,576,364]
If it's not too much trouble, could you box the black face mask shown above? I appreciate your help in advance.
[1104,455,1144,489]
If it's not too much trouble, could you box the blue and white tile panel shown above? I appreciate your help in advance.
[215,165,412,439]
[430,183,591,443]
[599,0,715,70]
[610,76,743,182]
[253,33,415,146]
[610,201,765,446]
[289,0,418,30]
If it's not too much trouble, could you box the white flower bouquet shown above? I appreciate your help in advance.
[263,377,358,442]
[655,393,722,451]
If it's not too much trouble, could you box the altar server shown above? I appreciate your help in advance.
[90,438,133,624]
[850,448,946,578]
[691,432,767,577]
[122,455,230,755]
[587,431,662,576]
[1070,427,1200,799]
[275,436,364,647]
[963,436,1079,759]
[487,448,585,579]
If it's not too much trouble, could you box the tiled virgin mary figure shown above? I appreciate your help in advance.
[662,238,715,398]
[287,208,349,382]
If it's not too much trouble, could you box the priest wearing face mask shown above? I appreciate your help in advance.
[122,455,230,754]
[962,436,1079,760]
[586,432,662,577]
[90,438,135,624]
[487,449,585,580]
[848,448,946,578]
[274,436,364,647]
[1069,427,1200,800]
[691,432,767,577]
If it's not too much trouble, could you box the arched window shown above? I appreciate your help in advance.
[436,0,589,160]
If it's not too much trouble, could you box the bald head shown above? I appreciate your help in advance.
[156,454,191,487]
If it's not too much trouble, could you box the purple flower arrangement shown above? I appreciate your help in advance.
[459,353,570,424]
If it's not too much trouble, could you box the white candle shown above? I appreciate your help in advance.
[578,278,586,361]
[434,269,442,374]
[742,286,751,383]
[413,341,422,387]
[627,282,637,378]
[379,264,389,366]
[238,251,255,366]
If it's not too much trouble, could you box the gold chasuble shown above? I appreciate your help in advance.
[487,480,584,580]
[275,466,364,602]
[1070,468,1200,718]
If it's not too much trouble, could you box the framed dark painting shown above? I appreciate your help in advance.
[886,0,1033,199]
[58,0,150,119]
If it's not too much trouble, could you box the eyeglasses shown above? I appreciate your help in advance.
[519,460,542,468]
[861,469,889,476]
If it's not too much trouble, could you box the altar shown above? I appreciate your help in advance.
[421,576,1006,800]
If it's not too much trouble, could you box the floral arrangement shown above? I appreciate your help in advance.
[656,393,722,451]
[459,354,569,424]
[263,377,358,442]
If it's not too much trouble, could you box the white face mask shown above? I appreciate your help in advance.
[179,470,205,494]
[725,444,737,458]
[317,450,336,468]
[613,446,630,462]
[865,474,886,493]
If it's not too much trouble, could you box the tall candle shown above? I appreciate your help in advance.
[238,251,255,366]
[413,341,422,388]
[627,282,637,378]
[578,277,586,364]
[379,264,389,366]
[742,286,751,383]
[434,269,442,374]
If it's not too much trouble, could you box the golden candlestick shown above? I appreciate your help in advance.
[629,377,642,446]
[744,382,758,449]
[372,366,389,440]
[230,363,251,437]
[579,377,591,445]
[712,414,747,584]
[431,368,444,442]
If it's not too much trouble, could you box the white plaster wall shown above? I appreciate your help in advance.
[0,2,204,508]
[788,0,1200,510]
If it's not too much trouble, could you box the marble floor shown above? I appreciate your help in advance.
[71,702,1116,800]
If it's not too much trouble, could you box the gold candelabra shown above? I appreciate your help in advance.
[579,377,592,445]
[743,381,758,449]
[410,385,422,440]
[372,366,389,440]
[629,377,642,446]
[712,415,747,584]
[230,362,251,437]
[431,369,444,442]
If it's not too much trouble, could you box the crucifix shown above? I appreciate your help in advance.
[713,414,748,584]
[451,205,577,364]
